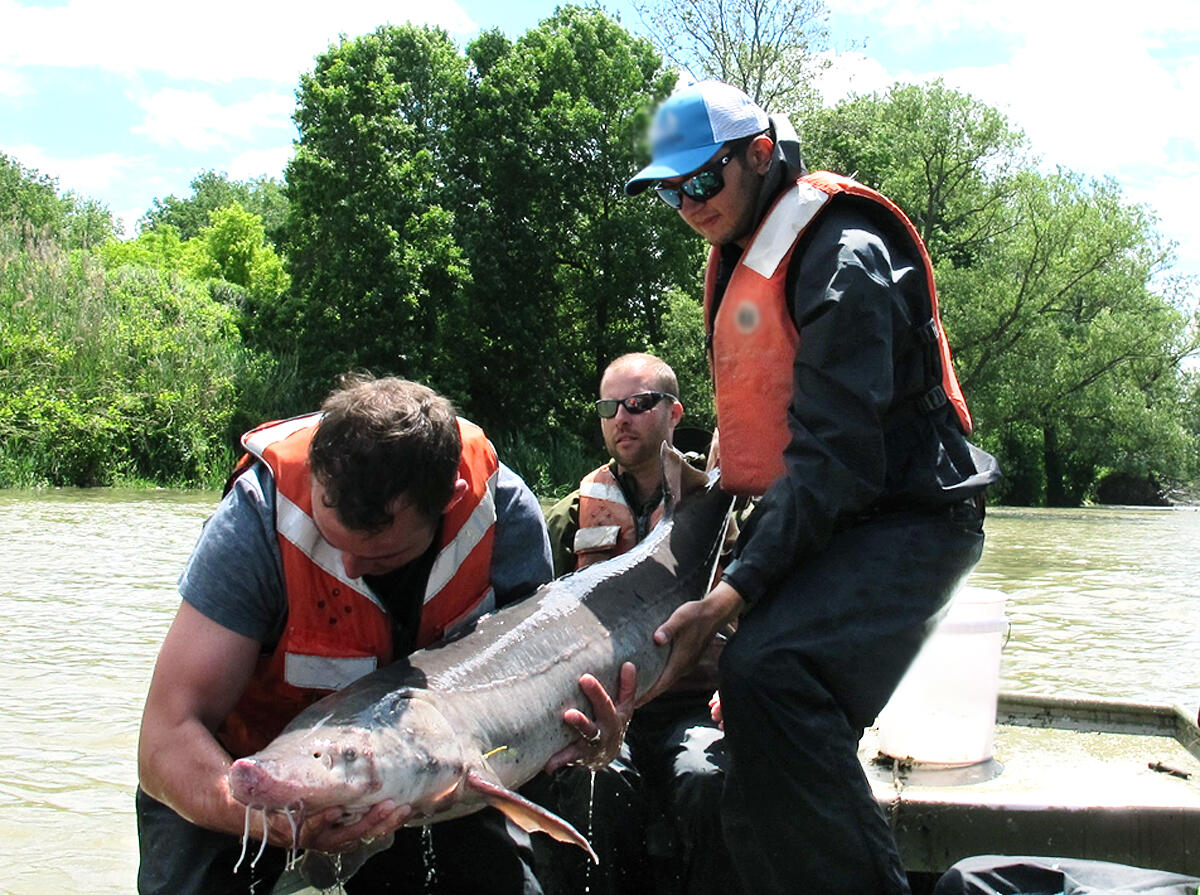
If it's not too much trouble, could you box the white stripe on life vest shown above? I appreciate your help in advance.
[424,470,498,604]
[579,479,627,505]
[274,490,384,611]
[242,412,324,459]
[284,652,377,691]
[743,182,830,279]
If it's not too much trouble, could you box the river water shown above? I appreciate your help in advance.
[0,491,1197,893]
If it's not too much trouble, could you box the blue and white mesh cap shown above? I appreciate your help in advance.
[625,80,769,196]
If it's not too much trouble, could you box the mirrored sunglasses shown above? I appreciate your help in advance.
[595,391,676,419]
[654,149,739,210]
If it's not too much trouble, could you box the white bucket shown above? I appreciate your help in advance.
[876,585,1008,766]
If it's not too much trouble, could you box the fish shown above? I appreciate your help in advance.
[227,444,733,887]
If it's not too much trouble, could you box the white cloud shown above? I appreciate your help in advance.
[112,207,143,239]
[131,88,293,150]
[0,65,31,98]
[1123,167,1200,278]
[937,26,1196,177]
[813,51,892,105]
[828,0,1200,40]
[229,145,294,182]
[0,0,478,84]
[819,0,1200,278]
[0,142,143,199]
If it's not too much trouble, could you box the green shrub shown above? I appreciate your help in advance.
[0,222,255,487]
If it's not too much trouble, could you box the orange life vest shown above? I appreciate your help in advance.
[574,464,664,569]
[703,171,972,497]
[217,413,499,757]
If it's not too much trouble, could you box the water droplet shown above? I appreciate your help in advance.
[421,825,438,888]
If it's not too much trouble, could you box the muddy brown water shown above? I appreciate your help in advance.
[1,491,1197,892]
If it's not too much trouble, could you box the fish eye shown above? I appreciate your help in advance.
[343,748,357,762]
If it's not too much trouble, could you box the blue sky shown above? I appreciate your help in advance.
[2,0,1198,281]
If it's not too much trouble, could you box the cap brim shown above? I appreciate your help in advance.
[624,143,724,196]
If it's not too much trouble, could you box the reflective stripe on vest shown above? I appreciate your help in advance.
[275,489,382,610]
[216,414,498,757]
[579,476,626,505]
[575,465,662,569]
[742,180,831,278]
[426,470,497,605]
[284,652,378,691]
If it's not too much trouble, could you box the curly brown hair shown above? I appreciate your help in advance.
[308,374,462,533]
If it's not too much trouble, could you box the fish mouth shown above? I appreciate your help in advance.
[229,756,377,813]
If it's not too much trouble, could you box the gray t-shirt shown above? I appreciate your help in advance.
[179,461,553,650]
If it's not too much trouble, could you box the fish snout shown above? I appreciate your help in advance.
[228,757,277,806]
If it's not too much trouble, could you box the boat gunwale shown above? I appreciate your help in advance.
[997,692,1200,761]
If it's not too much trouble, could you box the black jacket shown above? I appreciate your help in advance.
[715,175,1000,608]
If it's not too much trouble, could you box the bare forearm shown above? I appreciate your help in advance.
[138,717,250,838]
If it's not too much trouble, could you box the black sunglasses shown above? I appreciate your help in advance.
[654,151,738,210]
[654,137,757,210]
[595,391,676,419]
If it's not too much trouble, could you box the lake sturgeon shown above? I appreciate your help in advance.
[227,444,733,887]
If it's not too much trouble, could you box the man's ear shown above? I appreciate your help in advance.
[443,477,470,513]
[670,399,685,427]
[749,134,775,175]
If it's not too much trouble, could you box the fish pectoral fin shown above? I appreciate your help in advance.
[464,770,598,863]
[300,833,394,888]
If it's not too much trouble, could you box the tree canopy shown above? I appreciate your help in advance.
[277,9,702,467]
[807,82,1200,504]
[3,8,1197,501]
[632,0,831,115]
[139,170,288,244]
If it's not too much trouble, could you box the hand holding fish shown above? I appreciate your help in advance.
[545,662,638,773]
[301,800,414,854]
[639,581,744,707]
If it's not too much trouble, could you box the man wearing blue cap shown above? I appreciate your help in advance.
[619,80,1002,894]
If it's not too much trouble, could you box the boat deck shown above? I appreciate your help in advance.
[861,693,1200,876]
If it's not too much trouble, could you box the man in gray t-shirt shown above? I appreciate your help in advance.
[136,376,554,895]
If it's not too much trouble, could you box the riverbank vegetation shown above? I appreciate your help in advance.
[3,2,1198,504]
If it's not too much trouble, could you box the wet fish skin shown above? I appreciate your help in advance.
[227,445,732,880]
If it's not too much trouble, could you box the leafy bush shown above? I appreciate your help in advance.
[0,222,253,487]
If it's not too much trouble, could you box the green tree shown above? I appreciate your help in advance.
[0,222,248,486]
[806,81,1027,267]
[807,82,1199,505]
[281,24,470,405]
[1,152,64,230]
[141,170,288,244]
[100,223,198,273]
[945,170,1198,504]
[632,0,831,115]
[192,203,289,303]
[651,288,714,431]
[1,153,114,249]
[102,204,288,307]
[456,7,698,443]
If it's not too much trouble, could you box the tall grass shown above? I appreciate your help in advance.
[0,221,257,488]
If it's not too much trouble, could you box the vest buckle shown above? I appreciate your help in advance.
[917,384,948,413]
